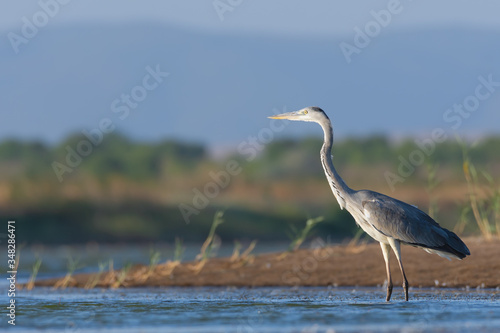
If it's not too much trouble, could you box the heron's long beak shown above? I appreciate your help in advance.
[268,110,303,120]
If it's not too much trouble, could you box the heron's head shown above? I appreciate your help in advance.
[268,106,329,124]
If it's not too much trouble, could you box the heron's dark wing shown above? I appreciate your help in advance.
[360,192,470,258]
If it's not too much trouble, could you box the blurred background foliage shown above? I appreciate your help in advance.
[1,133,499,244]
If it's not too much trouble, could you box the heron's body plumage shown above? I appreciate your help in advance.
[353,190,469,260]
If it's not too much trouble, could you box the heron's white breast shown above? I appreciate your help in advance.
[348,205,390,244]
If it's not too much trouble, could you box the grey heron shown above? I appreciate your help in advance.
[268,106,470,301]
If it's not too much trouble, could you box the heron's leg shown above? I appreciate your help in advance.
[388,238,409,301]
[379,242,393,302]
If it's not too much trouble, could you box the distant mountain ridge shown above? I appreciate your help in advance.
[2,23,499,148]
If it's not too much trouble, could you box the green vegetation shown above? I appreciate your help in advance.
[85,261,108,289]
[191,210,224,273]
[230,240,257,263]
[426,162,441,219]
[148,249,161,275]
[112,262,132,288]
[460,138,500,239]
[54,256,83,289]
[195,210,224,261]
[26,255,42,290]
[288,216,325,251]
[1,133,499,244]
[173,237,185,262]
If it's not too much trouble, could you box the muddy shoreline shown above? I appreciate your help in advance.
[29,237,500,290]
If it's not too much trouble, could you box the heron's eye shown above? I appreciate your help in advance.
[303,110,308,115]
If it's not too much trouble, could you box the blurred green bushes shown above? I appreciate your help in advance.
[2,133,499,183]
[1,133,498,244]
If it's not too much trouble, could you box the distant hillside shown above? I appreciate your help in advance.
[1,23,500,147]
[0,134,498,244]
[2,133,499,184]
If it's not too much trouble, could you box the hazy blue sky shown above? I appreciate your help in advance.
[2,1,500,147]
[3,0,500,36]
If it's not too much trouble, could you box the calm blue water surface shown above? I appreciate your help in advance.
[1,244,499,332]
[1,286,499,332]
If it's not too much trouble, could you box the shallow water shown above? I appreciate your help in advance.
[2,286,499,332]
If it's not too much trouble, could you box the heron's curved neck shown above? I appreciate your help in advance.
[319,120,352,209]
